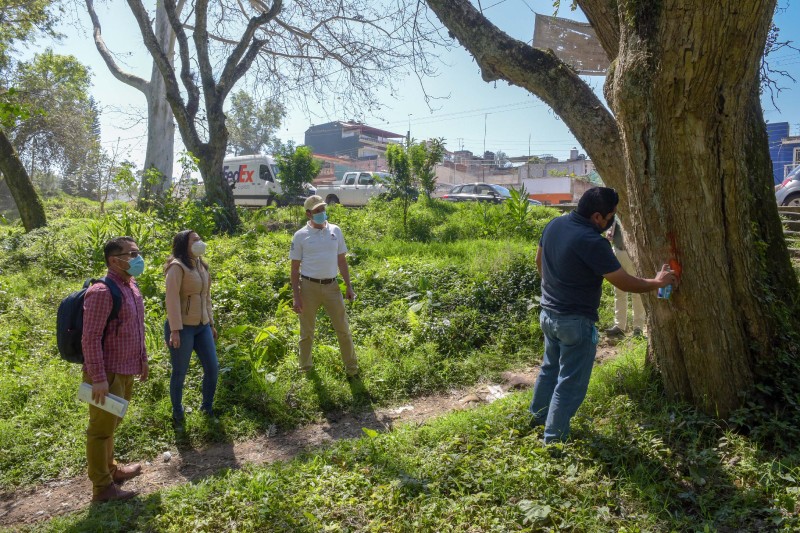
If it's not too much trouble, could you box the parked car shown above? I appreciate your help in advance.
[527,198,543,206]
[776,165,800,206]
[441,183,512,203]
[316,171,391,206]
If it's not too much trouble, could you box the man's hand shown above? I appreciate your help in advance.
[169,330,181,349]
[92,381,109,405]
[655,264,679,288]
[345,285,356,302]
[293,296,303,314]
[211,326,218,341]
[140,360,149,382]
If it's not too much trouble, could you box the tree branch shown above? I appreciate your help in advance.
[126,0,202,148]
[162,0,201,119]
[425,0,624,190]
[85,0,149,93]
[218,0,283,99]
[575,0,619,59]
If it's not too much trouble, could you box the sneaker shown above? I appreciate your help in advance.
[605,326,625,337]
[92,483,137,502]
[111,463,142,484]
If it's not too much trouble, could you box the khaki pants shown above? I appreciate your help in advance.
[298,278,358,375]
[613,249,645,331]
[84,372,134,496]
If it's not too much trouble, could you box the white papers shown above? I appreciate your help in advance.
[77,382,129,418]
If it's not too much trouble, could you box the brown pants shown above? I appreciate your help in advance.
[84,372,134,496]
[298,278,359,375]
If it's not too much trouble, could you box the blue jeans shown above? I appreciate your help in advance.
[164,321,218,419]
[529,309,598,443]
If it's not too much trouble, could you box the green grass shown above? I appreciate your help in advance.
[0,197,548,489]
[23,347,800,532]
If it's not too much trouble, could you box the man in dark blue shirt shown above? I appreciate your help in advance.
[530,187,677,444]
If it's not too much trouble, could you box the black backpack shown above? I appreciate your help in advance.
[56,278,122,364]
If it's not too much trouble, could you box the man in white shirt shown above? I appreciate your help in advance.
[289,195,359,377]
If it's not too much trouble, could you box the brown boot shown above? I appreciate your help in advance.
[92,483,137,502]
[111,463,142,483]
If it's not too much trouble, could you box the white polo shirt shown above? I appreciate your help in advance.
[289,222,348,279]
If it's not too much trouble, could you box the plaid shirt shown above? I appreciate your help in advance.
[82,270,147,383]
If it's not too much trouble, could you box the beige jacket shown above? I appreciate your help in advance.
[165,259,213,330]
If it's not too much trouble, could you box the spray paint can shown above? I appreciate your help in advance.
[657,284,673,300]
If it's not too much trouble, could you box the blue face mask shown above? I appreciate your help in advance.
[312,211,327,224]
[123,255,145,277]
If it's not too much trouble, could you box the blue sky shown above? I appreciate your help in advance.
[27,1,800,174]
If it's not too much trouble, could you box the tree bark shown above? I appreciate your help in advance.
[85,0,175,209]
[137,2,176,208]
[425,0,800,417]
[606,0,799,415]
[0,129,47,231]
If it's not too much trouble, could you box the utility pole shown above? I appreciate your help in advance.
[482,113,487,183]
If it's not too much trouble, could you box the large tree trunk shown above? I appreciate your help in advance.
[425,0,800,418]
[137,3,175,209]
[609,0,798,415]
[86,0,176,210]
[0,129,47,231]
[194,139,240,233]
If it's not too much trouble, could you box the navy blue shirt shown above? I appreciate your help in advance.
[539,211,621,321]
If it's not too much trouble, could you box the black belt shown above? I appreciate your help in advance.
[301,274,336,284]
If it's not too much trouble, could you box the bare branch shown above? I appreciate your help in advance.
[162,0,201,120]
[126,0,201,148]
[85,0,149,93]
[424,0,623,188]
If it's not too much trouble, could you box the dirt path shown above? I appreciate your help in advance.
[0,344,619,527]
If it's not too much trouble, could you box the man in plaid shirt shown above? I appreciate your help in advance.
[82,236,148,502]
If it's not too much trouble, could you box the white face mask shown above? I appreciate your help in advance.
[191,241,207,257]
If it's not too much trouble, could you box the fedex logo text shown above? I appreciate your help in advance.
[223,164,255,183]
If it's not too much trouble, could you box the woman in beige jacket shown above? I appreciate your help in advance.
[164,230,218,425]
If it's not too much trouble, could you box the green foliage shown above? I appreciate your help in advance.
[385,143,414,237]
[275,143,321,201]
[408,137,445,199]
[226,91,285,156]
[0,0,61,70]
[8,49,99,196]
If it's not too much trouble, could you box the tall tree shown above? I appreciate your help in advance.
[0,0,57,231]
[227,91,285,156]
[10,50,98,189]
[424,0,800,423]
[85,0,178,209]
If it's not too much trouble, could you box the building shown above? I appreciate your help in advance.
[304,121,405,160]
[768,122,800,184]
[521,176,594,205]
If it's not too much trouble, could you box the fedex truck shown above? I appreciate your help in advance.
[224,155,315,207]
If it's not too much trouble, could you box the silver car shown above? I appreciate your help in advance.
[776,165,800,206]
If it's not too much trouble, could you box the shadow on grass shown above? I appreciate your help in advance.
[58,492,163,533]
[576,381,785,530]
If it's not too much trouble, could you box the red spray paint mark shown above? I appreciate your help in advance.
[666,232,682,280]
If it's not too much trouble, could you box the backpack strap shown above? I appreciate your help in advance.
[84,277,123,322]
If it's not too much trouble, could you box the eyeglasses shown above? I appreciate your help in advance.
[113,251,142,258]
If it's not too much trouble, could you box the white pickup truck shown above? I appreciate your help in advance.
[316,171,391,206]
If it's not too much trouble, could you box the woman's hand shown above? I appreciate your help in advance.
[169,330,181,349]
[211,326,218,341]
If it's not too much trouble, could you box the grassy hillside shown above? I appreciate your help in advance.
[0,195,561,489]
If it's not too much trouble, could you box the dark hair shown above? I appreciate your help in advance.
[576,187,619,218]
[165,229,206,271]
[104,236,136,266]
